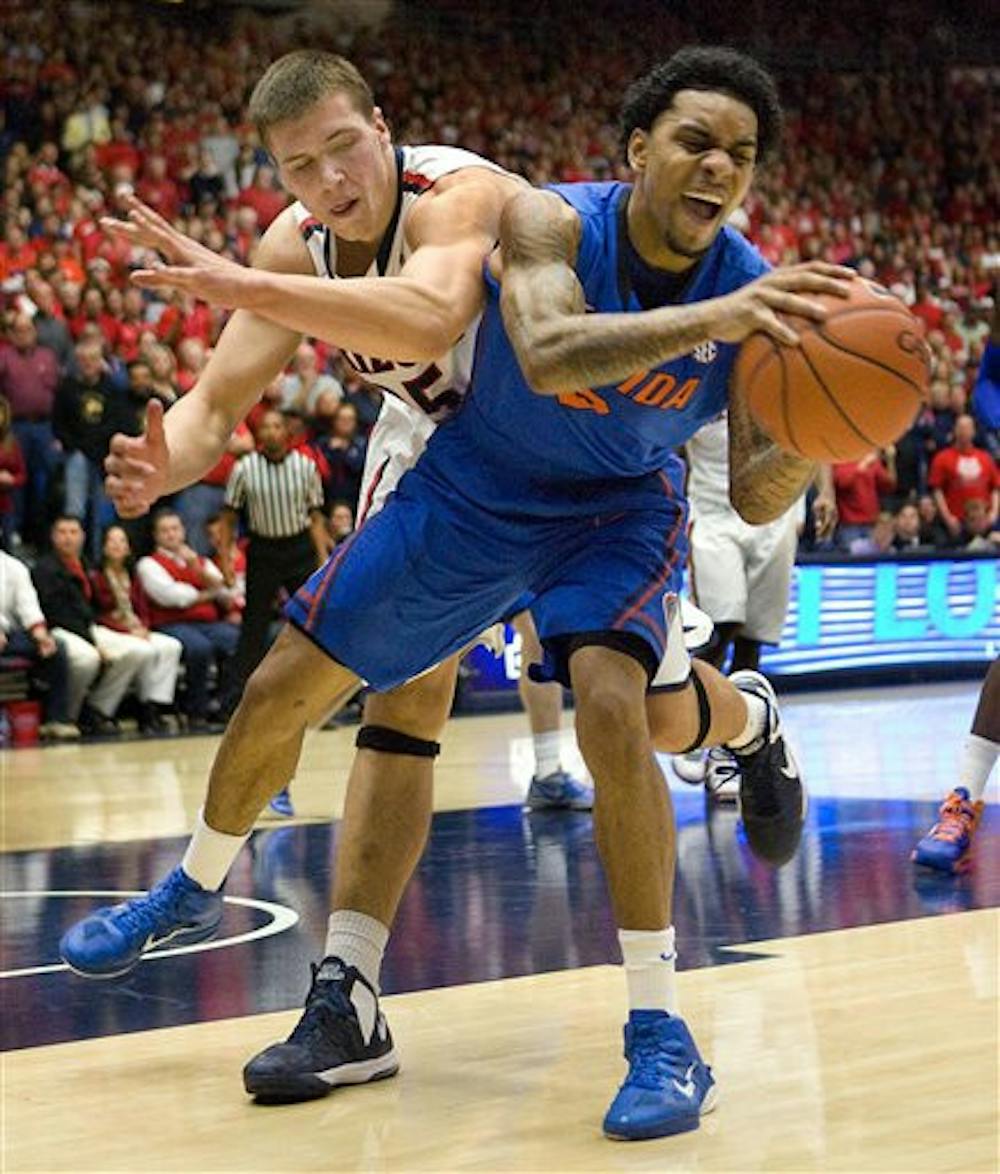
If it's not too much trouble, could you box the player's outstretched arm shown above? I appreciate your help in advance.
[125,173,516,363]
[104,215,308,517]
[498,189,855,396]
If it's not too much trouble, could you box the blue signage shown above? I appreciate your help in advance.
[461,556,999,691]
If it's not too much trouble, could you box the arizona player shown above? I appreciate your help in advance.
[62,50,594,1040]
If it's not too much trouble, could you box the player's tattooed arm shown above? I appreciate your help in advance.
[727,382,817,524]
[499,190,720,394]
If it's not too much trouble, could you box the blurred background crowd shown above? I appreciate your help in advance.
[0,0,997,738]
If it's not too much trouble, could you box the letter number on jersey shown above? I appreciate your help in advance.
[402,363,463,418]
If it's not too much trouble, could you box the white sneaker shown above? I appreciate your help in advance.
[672,749,707,784]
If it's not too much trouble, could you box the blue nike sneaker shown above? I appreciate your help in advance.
[59,867,224,978]
[267,787,295,818]
[603,1011,717,1140]
[244,956,399,1101]
[525,768,593,811]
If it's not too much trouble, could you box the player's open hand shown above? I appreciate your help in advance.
[104,398,169,518]
[130,250,261,308]
[101,194,223,269]
[712,262,856,347]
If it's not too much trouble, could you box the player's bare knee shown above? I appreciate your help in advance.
[364,662,457,739]
[572,652,649,756]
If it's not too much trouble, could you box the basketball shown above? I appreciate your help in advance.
[734,279,930,462]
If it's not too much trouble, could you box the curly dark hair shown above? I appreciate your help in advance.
[620,46,783,162]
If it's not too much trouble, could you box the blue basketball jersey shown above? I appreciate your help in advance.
[417,181,769,514]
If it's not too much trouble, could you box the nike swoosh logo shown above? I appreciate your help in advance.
[778,744,797,780]
[672,1063,697,1099]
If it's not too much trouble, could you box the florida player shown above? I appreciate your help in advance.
[66,47,854,1141]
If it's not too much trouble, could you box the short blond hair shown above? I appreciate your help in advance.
[249,51,374,146]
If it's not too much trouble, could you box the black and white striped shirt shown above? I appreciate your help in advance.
[224,450,323,539]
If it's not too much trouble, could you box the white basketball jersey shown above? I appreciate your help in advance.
[291,144,507,424]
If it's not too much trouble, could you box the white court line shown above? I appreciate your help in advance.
[0,890,299,979]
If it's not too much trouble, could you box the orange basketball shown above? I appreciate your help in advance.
[733,278,930,462]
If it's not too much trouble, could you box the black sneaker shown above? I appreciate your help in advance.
[727,671,806,867]
[243,957,399,1102]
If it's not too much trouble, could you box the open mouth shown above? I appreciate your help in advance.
[681,193,724,224]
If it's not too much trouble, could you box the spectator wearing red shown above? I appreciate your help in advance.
[236,164,288,231]
[136,509,240,730]
[69,285,120,350]
[155,291,215,350]
[0,395,27,550]
[834,448,898,552]
[929,414,1000,541]
[115,288,148,363]
[0,224,38,281]
[175,422,254,557]
[94,118,143,177]
[90,524,183,733]
[0,315,61,549]
[136,156,180,223]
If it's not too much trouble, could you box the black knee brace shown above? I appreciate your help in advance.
[677,670,712,754]
[356,724,441,758]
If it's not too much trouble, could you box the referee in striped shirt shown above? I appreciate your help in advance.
[217,408,331,715]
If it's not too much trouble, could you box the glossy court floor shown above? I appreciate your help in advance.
[2,681,998,1172]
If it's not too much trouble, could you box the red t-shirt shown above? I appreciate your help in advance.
[928,446,999,519]
[833,459,896,525]
[236,186,288,231]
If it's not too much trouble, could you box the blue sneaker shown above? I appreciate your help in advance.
[603,1012,717,1141]
[525,768,593,811]
[911,788,983,875]
[244,957,399,1101]
[268,787,295,818]
[59,867,224,978]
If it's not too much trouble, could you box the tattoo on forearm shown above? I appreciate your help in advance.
[728,391,816,523]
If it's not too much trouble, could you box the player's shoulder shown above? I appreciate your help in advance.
[714,225,770,289]
[401,143,511,186]
[403,145,524,246]
[254,205,315,276]
[545,181,626,235]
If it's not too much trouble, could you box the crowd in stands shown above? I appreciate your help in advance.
[0,1,997,737]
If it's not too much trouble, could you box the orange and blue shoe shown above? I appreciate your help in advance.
[911,788,984,875]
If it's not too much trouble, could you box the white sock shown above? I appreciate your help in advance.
[619,926,677,1014]
[180,809,249,892]
[958,734,998,801]
[533,730,563,778]
[325,909,390,993]
[726,691,768,752]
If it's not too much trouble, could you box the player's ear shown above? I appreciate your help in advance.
[371,106,391,142]
[627,129,648,174]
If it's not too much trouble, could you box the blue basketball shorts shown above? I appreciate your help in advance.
[285,466,689,691]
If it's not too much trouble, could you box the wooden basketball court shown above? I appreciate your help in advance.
[2,681,998,1171]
